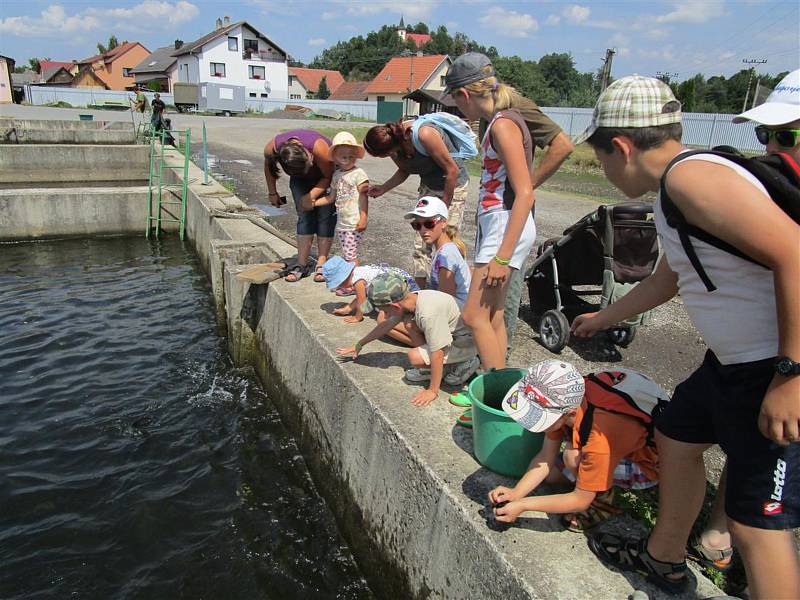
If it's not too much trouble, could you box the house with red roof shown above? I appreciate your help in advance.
[288,67,344,99]
[76,42,150,90]
[366,54,451,116]
[396,17,431,48]
[329,80,370,101]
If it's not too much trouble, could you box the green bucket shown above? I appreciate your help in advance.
[79,114,94,121]
[470,368,544,477]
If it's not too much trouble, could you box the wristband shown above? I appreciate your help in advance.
[354,341,363,353]
[492,256,511,266]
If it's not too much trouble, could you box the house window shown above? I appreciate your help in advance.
[260,93,268,98]
[123,67,133,77]
[228,37,238,51]
[210,62,226,77]
[249,65,265,79]
[377,96,386,102]
[288,75,294,86]
[249,92,256,97]
[440,75,446,86]
[290,94,302,100]
[243,38,259,58]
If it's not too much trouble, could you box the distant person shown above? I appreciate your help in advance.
[444,53,536,372]
[150,92,166,131]
[264,130,335,282]
[336,272,479,406]
[309,132,369,292]
[734,68,800,163]
[364,115,472,289]
[570,76,799,597]
[132,86,149,113]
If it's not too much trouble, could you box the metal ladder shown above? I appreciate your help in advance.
[146,127,191,240]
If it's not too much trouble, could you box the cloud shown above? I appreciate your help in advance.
[0,4,99,37]
[343,0,435,19]
[321,11,336,20]
[545,14,561,26]
[0,1,199,37]
[92,0,199,26]
[563,4,590,23]
[307,38,326,46]
[656,1,725,24]
[479,6,538,38]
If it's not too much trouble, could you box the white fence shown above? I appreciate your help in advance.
[25,85,377,120]
[23,86,762,150]
[245,97,377,120]
[27,85,174,108]
[540,106,762,152]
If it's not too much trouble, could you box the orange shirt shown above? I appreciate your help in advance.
[547,400,659,492]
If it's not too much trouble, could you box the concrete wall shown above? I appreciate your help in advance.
[0,186,151,240]
[0,144,148,182]
[1,119,136,144]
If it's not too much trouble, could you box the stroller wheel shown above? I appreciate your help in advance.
[539,309,570,353]
[606,326,636,348]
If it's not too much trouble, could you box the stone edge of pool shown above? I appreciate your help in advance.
[177,150,722,600]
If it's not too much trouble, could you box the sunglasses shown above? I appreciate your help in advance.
[754,126,800,148]
[410,219,440,231]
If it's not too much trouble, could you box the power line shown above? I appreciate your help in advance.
[742,58,768,111]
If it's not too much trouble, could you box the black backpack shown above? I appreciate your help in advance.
[660,149,800,292]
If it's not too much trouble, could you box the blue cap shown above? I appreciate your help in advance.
[321,256,355,290]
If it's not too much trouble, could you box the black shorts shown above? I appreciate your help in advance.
[656,350,799,530]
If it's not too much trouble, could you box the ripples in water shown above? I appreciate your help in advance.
[0,237,372,600]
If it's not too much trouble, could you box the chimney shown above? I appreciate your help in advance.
[216,17,222,29]
[223,15,230,26]
[174,39,184,50]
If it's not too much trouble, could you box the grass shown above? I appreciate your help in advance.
[44,101,73,109]
[220,180,237,194]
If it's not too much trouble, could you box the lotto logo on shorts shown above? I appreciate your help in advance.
[763,501,783,515]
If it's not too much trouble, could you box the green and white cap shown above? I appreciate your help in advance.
[573,75,682,145]
[361,272,410,314]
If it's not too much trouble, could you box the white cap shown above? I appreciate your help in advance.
[502,360,585,433]
[733,69,800,126]
[404,196,449,220]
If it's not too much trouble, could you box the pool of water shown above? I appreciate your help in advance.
[0,237,372,600]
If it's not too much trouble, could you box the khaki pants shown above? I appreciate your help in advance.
[412,182,468,279]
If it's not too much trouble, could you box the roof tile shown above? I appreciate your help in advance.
[366,55,449,94]
[289,67,344,94]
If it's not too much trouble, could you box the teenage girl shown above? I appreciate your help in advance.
[446,53,536,370]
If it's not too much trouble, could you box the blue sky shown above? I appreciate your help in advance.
[1,0,797,80]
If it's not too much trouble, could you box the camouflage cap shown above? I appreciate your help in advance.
[361,272,410,314]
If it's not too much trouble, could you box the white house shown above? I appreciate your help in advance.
[172,17,288,100]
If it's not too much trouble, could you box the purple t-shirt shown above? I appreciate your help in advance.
[274,129,331,153]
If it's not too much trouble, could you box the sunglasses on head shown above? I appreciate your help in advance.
[755,125,800,148]
[410,218,440,231]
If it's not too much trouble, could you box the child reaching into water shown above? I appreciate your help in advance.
[311,132,369,290]
[321,256,417,323]
[404,197,471,307]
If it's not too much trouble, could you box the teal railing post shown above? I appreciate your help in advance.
[180,128,190,240]
[202,120,210,185]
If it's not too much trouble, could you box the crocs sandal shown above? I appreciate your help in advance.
[686,534,733,573]
[284,264,311,282]
[456,409,473,428]
[561,489,621,533]
[449,392,472,408]
[588,534,689,595]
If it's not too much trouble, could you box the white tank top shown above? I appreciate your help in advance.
[654,153,778,365]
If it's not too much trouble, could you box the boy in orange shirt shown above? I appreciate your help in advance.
[488,360,660,528]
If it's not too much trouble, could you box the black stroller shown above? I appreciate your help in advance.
[525,202,659,353]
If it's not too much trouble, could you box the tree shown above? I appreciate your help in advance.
[538,53,580,103]
[25,57,51,72]
[97,35,120,55]
[316,76,330,99]
[493,55,556,105]
[412,22,429,34]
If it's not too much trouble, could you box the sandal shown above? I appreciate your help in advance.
[313,267,326,283]
[284,264,311,282]
[449,392,472,408]
[686,534,733,573]
[587,534,689,594]
[561,489,621,533]
[456,409,473,428]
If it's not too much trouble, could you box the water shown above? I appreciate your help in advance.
[0,237,372,600]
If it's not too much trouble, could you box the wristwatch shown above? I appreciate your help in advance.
[774,356,800,376]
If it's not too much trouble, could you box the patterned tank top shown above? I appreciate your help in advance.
[478,109,533,217]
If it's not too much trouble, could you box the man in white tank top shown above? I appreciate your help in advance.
[570,76,800,598]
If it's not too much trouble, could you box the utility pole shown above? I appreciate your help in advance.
[742,58,767,112]
[600,48,616,91]
[655,71,679,84]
